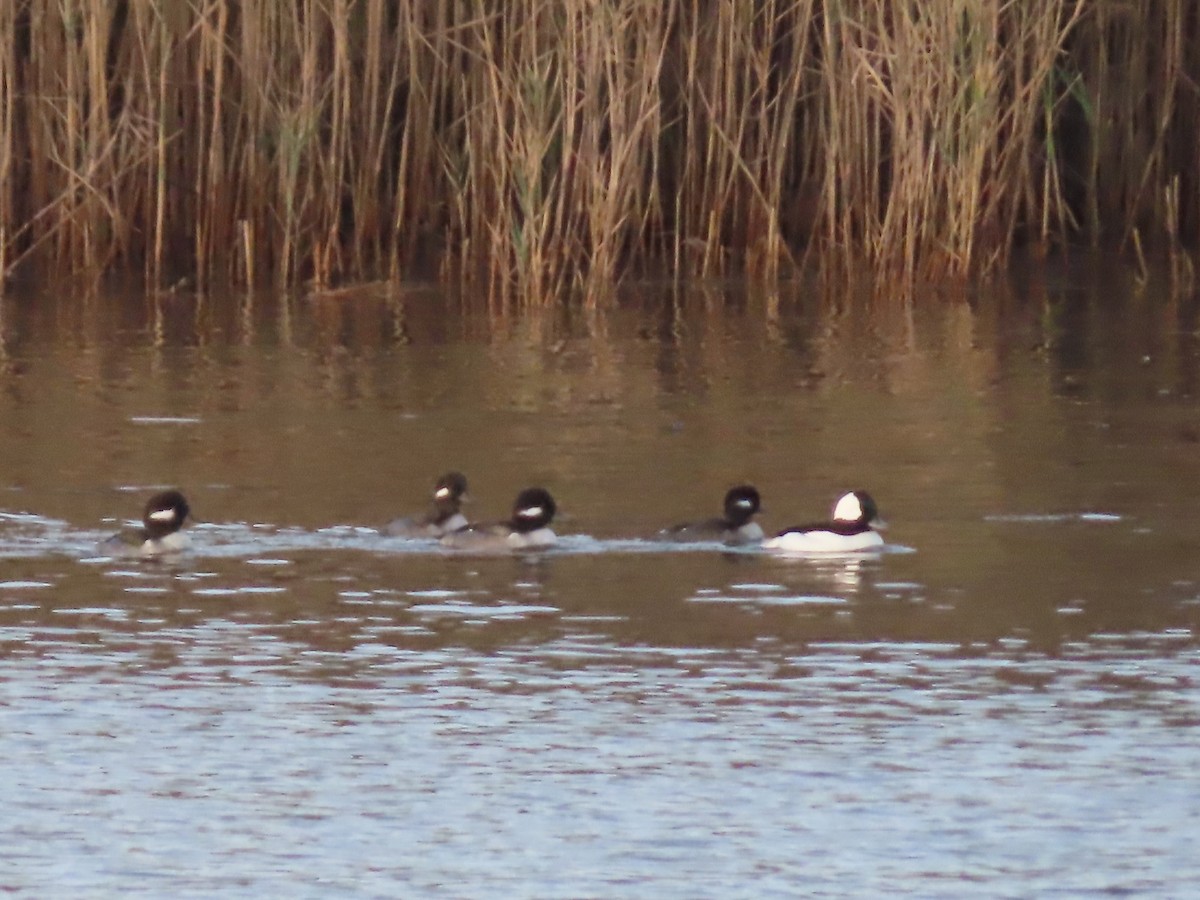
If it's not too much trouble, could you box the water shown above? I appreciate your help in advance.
[1,270,1199,896]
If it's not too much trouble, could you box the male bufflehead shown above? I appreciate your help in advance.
[102,490,191,556]
[384,471,470,538]
[440,487,557,552]
[763,490,886,553]
[659,485,764,545]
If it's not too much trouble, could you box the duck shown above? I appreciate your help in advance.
[440,487,557,552]
[384,471,470,538]
[101,490,191,556]
[658,485,764,545]
[763,490,886,553]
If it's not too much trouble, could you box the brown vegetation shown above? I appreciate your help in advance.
[0,1,1196,303]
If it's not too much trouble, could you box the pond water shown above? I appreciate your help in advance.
[1,264,1199,896]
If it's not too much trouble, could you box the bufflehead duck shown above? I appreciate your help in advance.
[102,490,191,556]
[659,485,764,545]
[440,487,557,552]
[763,490,886,553]
[384,471,470,538]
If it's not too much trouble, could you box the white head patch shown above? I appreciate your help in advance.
[149,507,178,523]
[434,487,451,499]
[517,505,544,520]
[735,497,753,508]
[832,492,863,522]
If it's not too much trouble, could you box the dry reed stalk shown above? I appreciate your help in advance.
[821,0,1086,286]
[133,0,170,285]
[1070,1,1200,253]
[391,2,477,282]
[350,0,392,275]
[201,0,233,290]
[1125,1,1184,250]
[569,0,673,303]
[0,1,15,273]
[241,218,254,286]
[1164,176,1194,295]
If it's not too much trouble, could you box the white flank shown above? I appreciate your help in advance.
[735,522,765,543]
[508,528,556,549]
[141,532,190,556]
[763,528,883,554]
[440,513,468,533]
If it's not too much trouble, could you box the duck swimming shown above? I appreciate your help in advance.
[763,490,885,553]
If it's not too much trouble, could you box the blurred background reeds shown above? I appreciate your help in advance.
[0,0,1196,303]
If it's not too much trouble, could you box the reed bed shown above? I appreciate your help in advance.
[0,0,1196,304]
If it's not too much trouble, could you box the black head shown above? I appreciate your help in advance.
[432,471,469,510]
[832,490,881,527]
[509,487,556,533]
[722,485,761,527]
[142,490,190,539]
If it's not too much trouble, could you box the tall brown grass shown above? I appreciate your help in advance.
[0,1,1196,303]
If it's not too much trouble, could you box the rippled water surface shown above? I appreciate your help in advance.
[2,270,1200,896]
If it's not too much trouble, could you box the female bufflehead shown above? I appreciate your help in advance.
[384,471,470,538]
[102,490,191,556]
[659,485,764,545]
[440,487,557,552]
[763,490,886,553]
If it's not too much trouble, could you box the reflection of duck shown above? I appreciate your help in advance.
[813,555,867,591]
[659,485,764,545]
[764,490,886,552]
[102,490,191,556]
[440,487,557,552]
[384,471,469,538]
